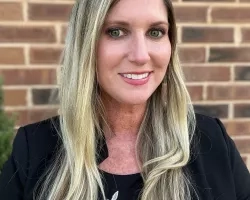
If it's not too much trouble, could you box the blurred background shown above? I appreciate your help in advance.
[0,0,249,169]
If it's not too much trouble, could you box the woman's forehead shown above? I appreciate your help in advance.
[106,0,168,23]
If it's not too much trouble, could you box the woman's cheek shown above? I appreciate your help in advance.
[150,46,171,66]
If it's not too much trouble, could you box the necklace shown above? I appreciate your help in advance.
[112,174,118,189]
[106,174,119,200]
[111,175,119,200]
[104,170,142,200]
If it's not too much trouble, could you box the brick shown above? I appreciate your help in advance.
[0,69,56,85]
[187,86,203,101]
[209,47,250,62]
[183,66,230,82]
[30,47,62,64]
[3,89,27,106]
[0,47,24,64]
[32,88,58,105]
[234,139,250,154]
[182,27,233,43]
[207,86,231,100]
[28,3,73,21]
[242,28,250,43]
[235,66,250,81]
[28,108,58,124]
[174,6,207,23]
[212,8,250,23]
[6,110,28,127]
[0,26,56,43]
[0,3,23,21]
[234,104,250,118]
[178,47,206,63]
[207,85,250,100]
[194,104,228,118]
[6,108,58,126]
[233,86,250,100]
[223,121,250,136]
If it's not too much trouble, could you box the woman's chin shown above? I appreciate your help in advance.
[100,89,152,106]
[117,95,150,106]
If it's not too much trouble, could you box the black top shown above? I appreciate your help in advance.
[100,170,143,200]
[0,113,250,200]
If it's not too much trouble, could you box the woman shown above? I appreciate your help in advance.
[0,0,249,199]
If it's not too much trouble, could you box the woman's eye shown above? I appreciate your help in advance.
[107,28,125,38]
[148,29,165,38]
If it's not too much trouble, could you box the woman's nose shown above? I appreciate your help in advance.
[127,35,150,66]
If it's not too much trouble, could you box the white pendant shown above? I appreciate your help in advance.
[107,191,119,200]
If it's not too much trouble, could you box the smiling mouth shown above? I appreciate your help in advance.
[120,72,150,80]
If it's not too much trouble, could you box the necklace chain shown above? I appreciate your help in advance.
[112,174,118,189]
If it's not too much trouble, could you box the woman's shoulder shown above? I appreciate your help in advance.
[21,115,60,138]
[194,113,229,145]
[11,116,61,168]
[191,113,241,175]
[0,116,61,198]
[22,115,60,135]
[190,114,250,199]
[193,113,232,154]
[195,113,224,132]
[18,115,61,157]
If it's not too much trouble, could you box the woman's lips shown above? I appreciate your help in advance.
[119,72,151,86]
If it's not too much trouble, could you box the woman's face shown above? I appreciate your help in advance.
[97,0,171,105]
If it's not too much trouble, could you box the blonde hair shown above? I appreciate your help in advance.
[35,0,197,199]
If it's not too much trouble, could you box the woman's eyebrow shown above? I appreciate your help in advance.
[104,20,169,27]
[104,20,130,27]
[150,21,169,27]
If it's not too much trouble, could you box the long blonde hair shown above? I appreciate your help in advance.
[35,0,197,199]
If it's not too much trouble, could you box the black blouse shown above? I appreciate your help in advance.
[100,170,143,200]
[0,113,250,200]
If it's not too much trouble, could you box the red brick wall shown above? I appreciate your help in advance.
[173,0,250,169]
[0,0,249,169]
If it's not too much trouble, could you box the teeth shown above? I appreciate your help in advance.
[122,73,149,80]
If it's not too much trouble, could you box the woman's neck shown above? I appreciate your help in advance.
[101,93,147,140]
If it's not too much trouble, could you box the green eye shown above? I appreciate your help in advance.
[107,28,124,38]
[110,29,120,37]
[148,29,165,38]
